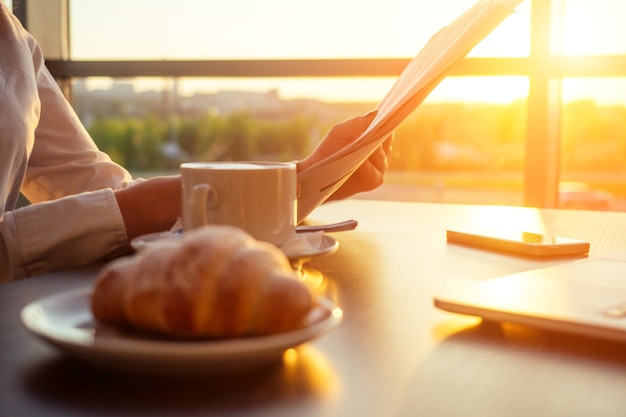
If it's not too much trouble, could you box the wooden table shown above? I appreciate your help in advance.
[3,200,626,417]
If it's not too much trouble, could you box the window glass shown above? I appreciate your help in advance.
[65,1,626,211]
[69,0,530,60]
[75,75,528,207]
[560,77,626,210]
[555,0,626,56]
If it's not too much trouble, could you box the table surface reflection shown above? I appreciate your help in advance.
[3,200,626,417]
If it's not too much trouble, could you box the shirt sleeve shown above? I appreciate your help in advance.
[0,188,129,282]
[0,5,136,282]
[21,16,132,203]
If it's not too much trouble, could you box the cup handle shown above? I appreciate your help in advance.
[190,183,219,225]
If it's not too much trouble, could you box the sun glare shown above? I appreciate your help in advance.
[462,206,547,236]
[554,0,626,56]
[427,77,529,104]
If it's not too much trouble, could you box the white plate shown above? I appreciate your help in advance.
[21,288,342,376]
[130,231,339,261]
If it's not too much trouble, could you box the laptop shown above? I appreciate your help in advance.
[434,256,626,343]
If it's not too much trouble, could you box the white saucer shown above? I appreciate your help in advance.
[130,230,339,261]
[21,288,342,376]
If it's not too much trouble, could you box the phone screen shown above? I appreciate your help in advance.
[446,229,590,256]
[500,231,581,245]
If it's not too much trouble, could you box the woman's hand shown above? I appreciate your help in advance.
[114,175,182,243]
[298,111,393,201]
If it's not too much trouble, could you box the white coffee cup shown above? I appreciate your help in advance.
[180,161,297,246]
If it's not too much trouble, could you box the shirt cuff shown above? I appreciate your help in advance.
[10,188,128,278]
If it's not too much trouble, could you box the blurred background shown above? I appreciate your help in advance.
[10,0,626,211]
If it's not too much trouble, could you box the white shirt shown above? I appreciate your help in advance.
[0,4,133,281]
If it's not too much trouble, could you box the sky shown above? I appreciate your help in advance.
[67,0,531,103]
[9,0,626,104]
[66,0,520,60]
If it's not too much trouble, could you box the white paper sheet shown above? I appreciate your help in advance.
[297,0,524,222]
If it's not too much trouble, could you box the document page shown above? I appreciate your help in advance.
[297,0,524,222]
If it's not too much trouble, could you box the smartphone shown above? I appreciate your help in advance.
[446,229,590,257]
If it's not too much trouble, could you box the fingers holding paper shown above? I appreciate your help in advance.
[297,111,379,173]
[325,130,393,202]
[297,110,393,203]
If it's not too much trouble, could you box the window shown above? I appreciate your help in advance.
[17,0,626,211]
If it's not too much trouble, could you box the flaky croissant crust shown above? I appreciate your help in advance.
[91,225,313,339]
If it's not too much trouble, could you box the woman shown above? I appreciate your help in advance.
[0,3,392,281]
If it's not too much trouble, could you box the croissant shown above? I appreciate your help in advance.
[91,225,313,338]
